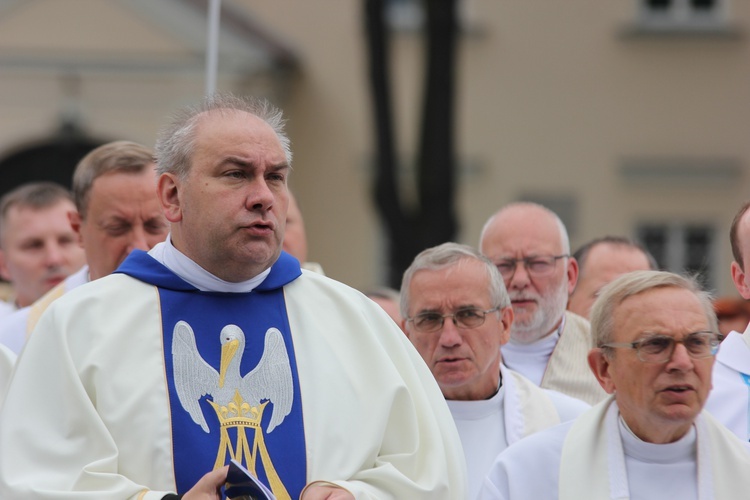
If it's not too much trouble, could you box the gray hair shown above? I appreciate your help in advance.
[400,242,511,319]
[590,270,718,351]
[154,93,292,179]
[72,141,155,218]
[479,201,570,254]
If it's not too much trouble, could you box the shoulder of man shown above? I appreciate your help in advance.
[563,310,591,334]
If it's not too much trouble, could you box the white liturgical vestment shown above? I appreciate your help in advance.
[704,321,750,441]
[480,396,750,500]
[0,246,467,499]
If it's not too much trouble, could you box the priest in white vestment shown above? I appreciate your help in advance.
[480,270,750,500]
[401,243,589,499]
[0,94,467,499]
[479,203,607,405]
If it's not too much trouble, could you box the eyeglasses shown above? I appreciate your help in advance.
[406,307,500,333]
[601,331,723,363]
[493,255,569,281]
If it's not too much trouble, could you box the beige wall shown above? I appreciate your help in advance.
[247,0,750,295]
[1,0,748,295]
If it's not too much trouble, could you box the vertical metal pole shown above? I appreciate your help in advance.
[205,0,221,96]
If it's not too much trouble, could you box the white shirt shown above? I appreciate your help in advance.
[502,329,560,385]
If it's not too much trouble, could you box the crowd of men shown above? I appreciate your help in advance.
[0,93,749,499]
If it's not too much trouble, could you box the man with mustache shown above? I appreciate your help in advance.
[0,182,85,317]
[479,202,606,404]
[480,271,750,500]
[0,94,466,499]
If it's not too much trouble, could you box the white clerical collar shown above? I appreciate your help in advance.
[148,236,271,293]
[619,414,696,464]
[446,379,505,420]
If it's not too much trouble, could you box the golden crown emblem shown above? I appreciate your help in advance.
[208,390,290,500]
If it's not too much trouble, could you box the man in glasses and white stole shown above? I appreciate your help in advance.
[400,243,589,499]
[480,270,750,500]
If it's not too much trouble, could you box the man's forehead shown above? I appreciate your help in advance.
[6,199,74,217]
[410,263,490,303]
[482,209,564,256]
[613,287,708,336]
[584,244,651,276]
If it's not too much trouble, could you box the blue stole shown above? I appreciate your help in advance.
[116,251,306,499]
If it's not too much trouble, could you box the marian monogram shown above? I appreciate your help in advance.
[171,321,294,499]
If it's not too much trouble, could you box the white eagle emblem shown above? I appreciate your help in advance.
[171,321,294,433]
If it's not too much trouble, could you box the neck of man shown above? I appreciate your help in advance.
[510,316,563,345]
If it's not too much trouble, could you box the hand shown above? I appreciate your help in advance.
[301,483,355,500]
[182,466,229,500]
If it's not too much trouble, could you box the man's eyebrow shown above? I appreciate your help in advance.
[269,162,291,172]
[221,157,291,172]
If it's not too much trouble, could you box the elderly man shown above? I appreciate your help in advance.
[479,202,606,404]
[0,141,169,354]
[401,242,588,499]
[704,201,750,440]
[0,94,466,499]
[568,236,656,319]
[0,182,85,316]
[480,270,750,500]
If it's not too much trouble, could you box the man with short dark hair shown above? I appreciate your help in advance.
[568,236,656,319]
[0,141,169,354]
[479,202,606,404]
[0,182,85,315]
[481,270,750,500]
[0,94,466,499]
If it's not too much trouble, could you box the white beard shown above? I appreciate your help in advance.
[510,277,568,344]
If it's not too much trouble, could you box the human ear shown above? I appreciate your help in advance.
[588,348,616,394]
[731,261,750,300]
[157,173,183,223]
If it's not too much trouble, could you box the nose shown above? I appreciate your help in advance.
[246,178,275,212]
[127,227,150,253]
[438,318,463,348]
[666,342,694,372]
[44,242,66,267]
[508,261,530,290]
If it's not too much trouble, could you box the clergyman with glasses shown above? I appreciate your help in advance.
[479,202,607,404]
[400,242,590,500]
[480,270,750,500]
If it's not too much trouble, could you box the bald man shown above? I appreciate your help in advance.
[568,236,656,319]
[479,202,606,405]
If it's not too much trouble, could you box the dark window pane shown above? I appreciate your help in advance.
[691,0,716,11]
[646,0,672,11]
[639,226,668,270]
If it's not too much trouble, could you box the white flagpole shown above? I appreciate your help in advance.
[205,0,221,96]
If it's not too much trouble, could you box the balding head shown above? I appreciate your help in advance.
[568,237,656,319]
[479,202,578,343]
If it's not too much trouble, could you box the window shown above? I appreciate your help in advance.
[385,0,479,33]
[637,0,727,29]
[637,223,716,290]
